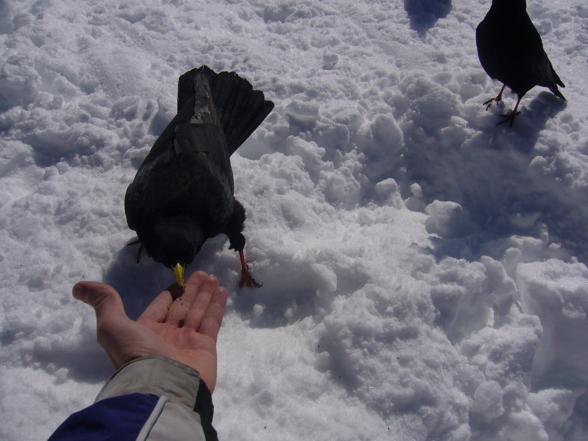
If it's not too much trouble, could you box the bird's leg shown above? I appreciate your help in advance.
[238,249,262,288]
[497,96,522,127]
[127,239,150,263]
[483,84,506,110]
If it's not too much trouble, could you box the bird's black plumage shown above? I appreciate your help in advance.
[476,0,565,126]
[125,66,274,287]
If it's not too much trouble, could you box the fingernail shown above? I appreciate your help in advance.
[72,283,89,303]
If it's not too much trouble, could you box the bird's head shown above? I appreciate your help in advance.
[144,216,205,288]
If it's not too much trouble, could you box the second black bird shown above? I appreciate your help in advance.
[476,0,565,126]
[125,66,274,288]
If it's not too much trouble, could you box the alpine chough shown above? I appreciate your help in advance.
[125,66,274,288]
[476,0,565,127]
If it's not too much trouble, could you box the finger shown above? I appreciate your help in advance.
[197,286,228,342]
[183,276,220,329]
[73,281,127,323]
[165,271,210,326]
[186,269,211,285]
[73,282,130,369]
[137,289,174,324]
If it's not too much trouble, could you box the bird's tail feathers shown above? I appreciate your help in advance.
[549,62,566,101]
[210,71,274,155]
[178,66,274,156]
[550,85,566,102]
[549,73,566,101]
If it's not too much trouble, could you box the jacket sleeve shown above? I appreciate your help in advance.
[47,356,218,441]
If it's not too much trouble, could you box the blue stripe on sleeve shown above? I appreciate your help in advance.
[48,393,159,441]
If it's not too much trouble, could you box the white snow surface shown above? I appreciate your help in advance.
[1,0,588,439]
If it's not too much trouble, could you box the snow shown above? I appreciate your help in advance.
[1,0,587,439]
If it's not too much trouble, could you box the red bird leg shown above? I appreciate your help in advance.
[497,96,522,127]
[127,239,148,263]
[238,249,262,288]
[483,84,506,110]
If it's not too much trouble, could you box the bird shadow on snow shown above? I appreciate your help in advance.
[102,242,174,319]
[229,256,370,329]
[404,0,452,36]
[419,92,568,264]
[98,235,250,321]
[486,91,568,150]
[101,237,233,320]
[230,278,324,329]
[101,233,368,329]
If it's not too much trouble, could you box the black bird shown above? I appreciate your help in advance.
[476,0,565,126]
[125,66,274,288]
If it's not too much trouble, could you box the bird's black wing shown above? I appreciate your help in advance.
[125,151,233,234]
[126,68,235,234]
[516,13,565,95]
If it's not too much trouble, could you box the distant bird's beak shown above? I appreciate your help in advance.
[173,263,186,288]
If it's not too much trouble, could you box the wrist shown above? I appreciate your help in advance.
[96,356,202,409]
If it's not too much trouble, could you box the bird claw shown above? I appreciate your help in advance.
[239,269,262,288]
[483,96,502,111]
[496,110,521,127]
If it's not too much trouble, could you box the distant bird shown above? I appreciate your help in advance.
[125,66,274,288]
[476,0,565,126]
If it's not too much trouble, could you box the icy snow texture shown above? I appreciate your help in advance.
[1,0,588,440]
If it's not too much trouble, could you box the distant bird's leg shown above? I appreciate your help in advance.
[127,239,149,263]
[483,84,506,110]
[497,95,523,127]
[238,249,262,288]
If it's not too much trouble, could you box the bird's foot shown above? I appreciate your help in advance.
[239,268,262,288]
[483,96,502,111]
[238,250,262,288]
[496,110,521,127]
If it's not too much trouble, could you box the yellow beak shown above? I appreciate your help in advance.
[173,263,186,288]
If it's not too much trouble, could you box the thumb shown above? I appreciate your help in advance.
[73,281,127,323]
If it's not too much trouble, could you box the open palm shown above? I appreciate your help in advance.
[73,271,228,392]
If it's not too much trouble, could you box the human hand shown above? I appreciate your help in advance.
[73,271,228,392]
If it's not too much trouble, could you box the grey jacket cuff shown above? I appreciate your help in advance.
[95,356,202,409]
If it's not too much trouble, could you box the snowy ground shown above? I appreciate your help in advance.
[1,0,588,439]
